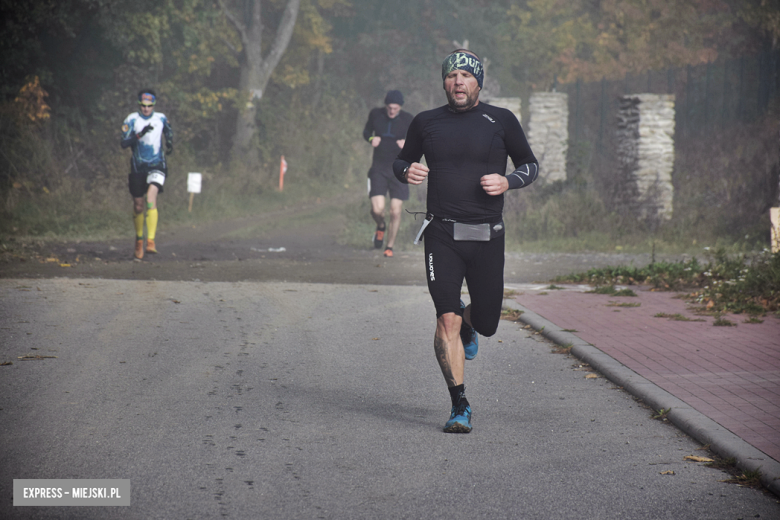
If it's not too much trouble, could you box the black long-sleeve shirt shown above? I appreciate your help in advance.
[393,103,538,223]
[363,107,414,166]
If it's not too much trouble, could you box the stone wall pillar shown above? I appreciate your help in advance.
[485,97,522,124]
[615,94,676,221]
[528,92,568,183]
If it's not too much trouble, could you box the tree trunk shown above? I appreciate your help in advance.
[224,0,301,166]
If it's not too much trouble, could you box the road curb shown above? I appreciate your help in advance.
[503,299,780,497]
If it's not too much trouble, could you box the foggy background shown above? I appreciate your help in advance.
[1,0,778,251]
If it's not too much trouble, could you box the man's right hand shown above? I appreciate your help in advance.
[405,162,429,185]
[137,124,153,138]
[371,136,381,148]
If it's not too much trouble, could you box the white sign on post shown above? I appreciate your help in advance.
[187,173,202,193]
[187,173,202,213]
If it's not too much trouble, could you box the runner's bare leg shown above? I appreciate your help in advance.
[370,195,386,229]
[434,312,465,387]
[386,198,403,249]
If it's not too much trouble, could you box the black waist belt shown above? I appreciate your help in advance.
[436,216,498,225]
[406,211,498,225]
[408,211,503,244]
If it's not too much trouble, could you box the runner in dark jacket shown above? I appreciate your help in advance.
[362,90,414,257]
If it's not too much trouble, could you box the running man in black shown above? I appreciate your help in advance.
[393,50,538,433]
[363,90,414,257]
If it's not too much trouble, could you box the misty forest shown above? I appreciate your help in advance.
[2,0,779,252]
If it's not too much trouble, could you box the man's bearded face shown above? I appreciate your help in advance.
[444,69,480,112]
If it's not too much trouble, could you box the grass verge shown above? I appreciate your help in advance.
[501,308,524,321]
[704,457,764,488]
[654,313,704,322]
[554,248,780,317]
[586,285,638,297]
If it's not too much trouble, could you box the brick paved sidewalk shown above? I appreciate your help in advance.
[510,285,780,464]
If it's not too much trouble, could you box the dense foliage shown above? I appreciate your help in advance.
[1,0,778,244]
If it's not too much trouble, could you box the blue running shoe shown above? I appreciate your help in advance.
[460,300,478,360]
[443,401,472,433]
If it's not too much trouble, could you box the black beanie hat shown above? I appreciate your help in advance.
[384,90,404,106]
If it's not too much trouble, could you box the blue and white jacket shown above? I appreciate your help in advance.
[120,111,173,174]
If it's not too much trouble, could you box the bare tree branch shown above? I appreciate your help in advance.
[259,0,301,77]
[220,35,239,57]
[230,0,302,162]
[217,0,249,49]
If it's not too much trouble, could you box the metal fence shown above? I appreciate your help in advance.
[561,48,780,157]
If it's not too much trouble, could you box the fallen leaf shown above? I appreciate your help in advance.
[684,455,714,463]
[1,361,13,366]
[45,257,58,263]
[585,373,599,379]
[372,337,380,341]
[706,300,715,310]
[59,263,71,267]
[171,299,181,304]
[660,470,675,475]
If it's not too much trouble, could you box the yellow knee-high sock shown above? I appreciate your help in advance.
[146,208,158,240]
[133,212,145,239]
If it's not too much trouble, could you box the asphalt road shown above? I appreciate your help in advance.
[2,278,779,519]
[2,202,779,517]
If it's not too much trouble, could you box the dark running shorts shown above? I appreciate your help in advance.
[128,169,166,198]
[367,164,409,201]
[423,219,505,337]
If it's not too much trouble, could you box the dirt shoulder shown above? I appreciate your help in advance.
[0,197,661,285]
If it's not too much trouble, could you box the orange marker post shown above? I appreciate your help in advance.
[279,156,288,191]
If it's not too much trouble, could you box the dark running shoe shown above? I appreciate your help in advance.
[443,400,472,433]
[460,300,478,360]
[373,227,385,249]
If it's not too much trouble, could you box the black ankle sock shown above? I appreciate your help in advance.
[448,384,468,407]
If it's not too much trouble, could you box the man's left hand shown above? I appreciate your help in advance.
[480,174,508,196]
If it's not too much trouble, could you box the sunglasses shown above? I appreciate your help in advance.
[139,103,155,107]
